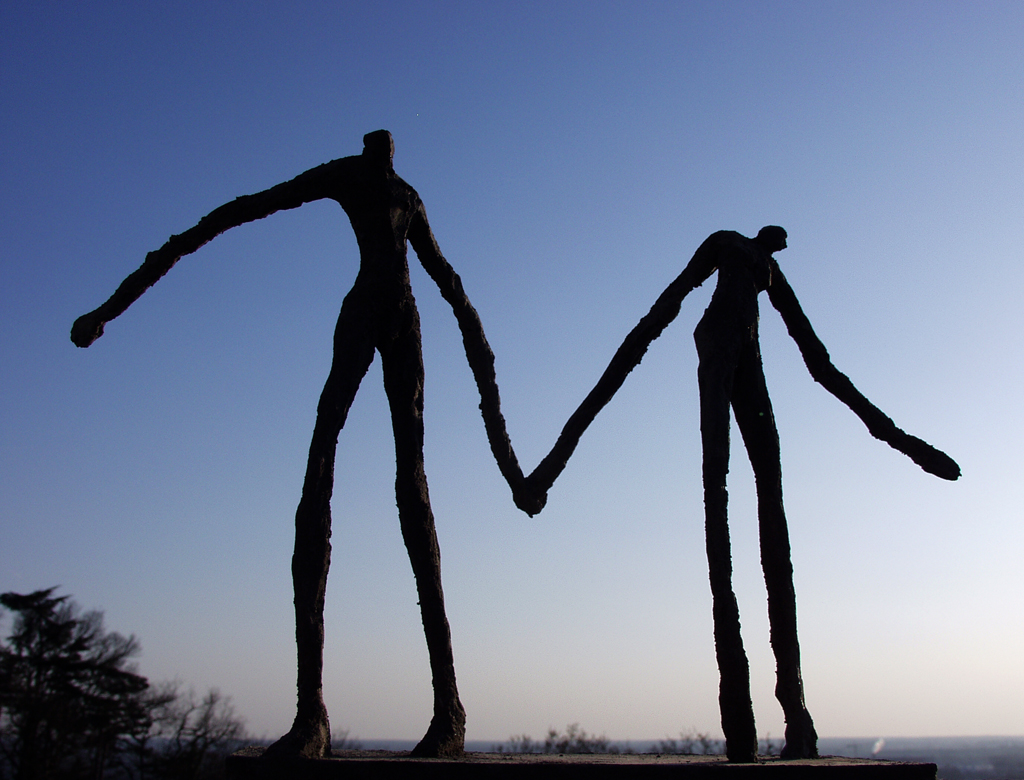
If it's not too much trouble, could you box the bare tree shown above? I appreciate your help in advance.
[141,686,243,780]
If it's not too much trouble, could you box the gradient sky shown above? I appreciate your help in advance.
[2,2,1022,744]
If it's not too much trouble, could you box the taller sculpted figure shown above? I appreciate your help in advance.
[72,130,540,759]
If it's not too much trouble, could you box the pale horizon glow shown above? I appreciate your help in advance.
[1,3,1022,743]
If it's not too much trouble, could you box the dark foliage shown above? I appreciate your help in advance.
[0,588,148,779]
[0,589,245,780]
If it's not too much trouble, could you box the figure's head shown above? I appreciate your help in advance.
[362,129,395,171]
[755,225,788,253]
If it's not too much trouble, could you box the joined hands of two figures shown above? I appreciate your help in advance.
[511,475,547,517]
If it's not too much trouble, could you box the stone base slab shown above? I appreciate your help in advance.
[227,746,937,779]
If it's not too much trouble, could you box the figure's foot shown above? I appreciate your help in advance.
[721,692,758,763]
[410,706,466,758]
[780,711,818,759]
[263,710,332,760]
[725,741,759,763]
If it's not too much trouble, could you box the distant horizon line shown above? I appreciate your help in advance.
[245,735,1024,745]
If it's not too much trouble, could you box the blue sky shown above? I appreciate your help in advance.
[2,2,1022,743]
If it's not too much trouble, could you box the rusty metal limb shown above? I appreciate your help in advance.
[527,255,715,496]
[766,262,960,481]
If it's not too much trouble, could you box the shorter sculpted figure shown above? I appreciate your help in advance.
[72,131,536,759]
[691,227,814,761]
[527,226,959,762]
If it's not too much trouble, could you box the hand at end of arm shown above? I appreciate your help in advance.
[931,454,961,481]
[71,312,105,348]
[905,435,961,481]
[513,477,548,517]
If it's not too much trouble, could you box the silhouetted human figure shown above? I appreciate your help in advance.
[71,130,538,759]
[525,226,959,762]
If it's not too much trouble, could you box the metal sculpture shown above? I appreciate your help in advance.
[71,130,538,759]
[72,132,959,763]
[524,226,959,761]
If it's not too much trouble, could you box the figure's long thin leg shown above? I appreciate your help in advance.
[695,330,758,763]
[380,310,466,759]
[267,288,376,759]
[732,343,817,759]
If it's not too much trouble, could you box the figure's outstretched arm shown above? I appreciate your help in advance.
[766,260,960,480]
[409,210,542,515]
[71,162,338,348]
[526,241,718,496]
